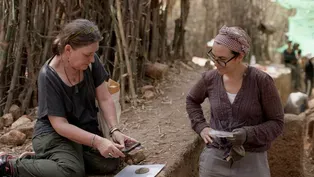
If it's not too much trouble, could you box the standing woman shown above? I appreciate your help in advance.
[186,25,284,177]
[0,19,137,177]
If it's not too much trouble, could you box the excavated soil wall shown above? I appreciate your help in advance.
[161,114,305,177]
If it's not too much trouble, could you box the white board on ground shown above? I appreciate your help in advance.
[115,164,165,177]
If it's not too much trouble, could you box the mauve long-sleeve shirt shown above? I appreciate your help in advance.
[186,66,284,152]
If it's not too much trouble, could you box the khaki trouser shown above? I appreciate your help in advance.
[10,132,119,177]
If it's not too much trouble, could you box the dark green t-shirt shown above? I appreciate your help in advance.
[33,54,109,138]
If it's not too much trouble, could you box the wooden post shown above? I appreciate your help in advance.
[40,0,57,65]
[116,0,137,106]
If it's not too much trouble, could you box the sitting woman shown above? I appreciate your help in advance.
[186,25,284,177]
[0,19,137,177]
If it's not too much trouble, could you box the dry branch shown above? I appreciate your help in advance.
[4,0,27,113]
[40,0,57,65]
[116,0,137,105]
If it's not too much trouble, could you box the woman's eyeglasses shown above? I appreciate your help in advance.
[206,48,238,67]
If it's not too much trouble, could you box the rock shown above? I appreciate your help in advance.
[0,130,26,146]
[145,62,169,79]
[3,113,14,127]
[180,61,193,71]
[187,61,197,68]
[131,151,146,164]
[11,115,31,129]
[27,107,38,121]
[143,90,155,100]
[141,85,155,94]
[125,150,146,165]
[9,104,21,120]
[16,121,35,139]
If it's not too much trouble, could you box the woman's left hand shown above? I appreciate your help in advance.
[111,131,138,148]
[227,128,247,145]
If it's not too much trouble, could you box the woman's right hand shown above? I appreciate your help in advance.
[94,136,125,158]
[200,127,213,144]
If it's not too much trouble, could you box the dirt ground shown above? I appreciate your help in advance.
[114,63,210,177]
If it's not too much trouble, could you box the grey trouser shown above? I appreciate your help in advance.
[10,132,119,177]
[199,147,270,177]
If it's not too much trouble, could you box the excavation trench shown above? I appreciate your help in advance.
[158,114,305,177]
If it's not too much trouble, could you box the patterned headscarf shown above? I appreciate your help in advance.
[214,25,251,55]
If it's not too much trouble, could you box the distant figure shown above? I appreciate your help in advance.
[283,41,298,90]
[293,43,302,89]
[305,57,314,97]
[293,43,302,59]
[284,92,309,115]
[283,41,297,65]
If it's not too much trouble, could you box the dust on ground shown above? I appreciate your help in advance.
[118,64,207,165]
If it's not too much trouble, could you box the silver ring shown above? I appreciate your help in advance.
[108,153,113,157]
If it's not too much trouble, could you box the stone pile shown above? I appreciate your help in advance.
[0,105,37,146]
